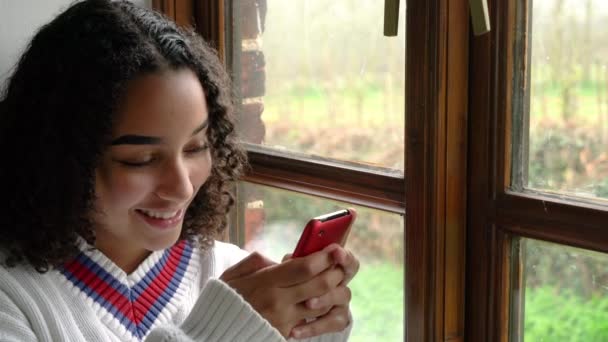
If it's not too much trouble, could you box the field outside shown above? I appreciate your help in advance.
[527,0,608,199]
[522,239,608,341]
[257,0,406,171]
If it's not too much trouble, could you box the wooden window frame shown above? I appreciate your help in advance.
[466,0,608,341]
[154,0,469,341]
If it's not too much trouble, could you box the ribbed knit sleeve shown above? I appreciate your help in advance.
[144,278,285,342]
[0,289,38,342]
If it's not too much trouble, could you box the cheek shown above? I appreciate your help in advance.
[97,168,153,209]
[190,156,213,190]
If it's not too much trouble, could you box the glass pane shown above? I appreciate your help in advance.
[512,238,608,341]
[525,0,608,201]
[231,0,406,171]
[233,181,404,342]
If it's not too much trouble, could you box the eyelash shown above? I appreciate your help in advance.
[185,143,210,154]
[119,143,210,168]
[119,158,155,167]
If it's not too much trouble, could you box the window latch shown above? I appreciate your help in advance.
[384,0,400,37]
[469,0,491,35]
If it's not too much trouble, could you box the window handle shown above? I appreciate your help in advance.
[384,0,400,37]
[469,0,491,35]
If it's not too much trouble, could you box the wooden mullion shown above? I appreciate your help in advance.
[497,191,608,230]
[510,0,531,192]
[466,0,503,339]
[243,172,402,213]
[434,0,448,336]
[406,0,468,339]
[174,1,194,28]
[223,0,235,74]
[495,200,608,254]
[497,0,515,194]
[477,225,512,342]
[444,0,469,340]
[194,1,223,55]
[496,5,520,339]
[152,0,176,21]
[217,0,225,61]
[406,0,441,339]
[493,227,512,342]
[509,237,525,342]
[244,149,405,213]
[153,0,195,28]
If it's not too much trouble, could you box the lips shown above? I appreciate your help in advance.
[138,208,180,219]
[135,208,185,230]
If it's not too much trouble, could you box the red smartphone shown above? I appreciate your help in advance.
[292,209,355,258]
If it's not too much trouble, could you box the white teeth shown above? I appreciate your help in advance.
[139,209,178,219]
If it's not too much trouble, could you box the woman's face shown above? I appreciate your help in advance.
[94,68,211,268]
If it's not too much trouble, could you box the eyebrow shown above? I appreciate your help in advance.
[191,119,209,136]
[110,119,209,146]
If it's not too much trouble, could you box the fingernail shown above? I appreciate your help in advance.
[292,328,307,338]
[331,249,345,264]
[308,297,321,309]
[323,244,339,253]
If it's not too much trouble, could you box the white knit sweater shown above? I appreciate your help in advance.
[0,240,351,342]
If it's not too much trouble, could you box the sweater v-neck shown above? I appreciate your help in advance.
[58,238,199,341]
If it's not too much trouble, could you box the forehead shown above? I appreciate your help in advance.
[113,68,208,135]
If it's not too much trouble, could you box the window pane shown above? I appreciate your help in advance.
[512,238,608,341]
[524,0,608,200]
[231,0,406,171]
[233,181,404,341]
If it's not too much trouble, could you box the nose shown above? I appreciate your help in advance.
[155,158,194,203]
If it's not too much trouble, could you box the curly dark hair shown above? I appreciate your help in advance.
[0,0,246,272]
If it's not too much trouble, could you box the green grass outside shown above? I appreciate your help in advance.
[263,85,405,127]
[524,286,608,341]
[256,82,605,137]
[348,262,404,342]
[530,83,607,122]
[256,84,405,168]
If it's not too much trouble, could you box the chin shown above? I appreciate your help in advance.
[142,229,183,251]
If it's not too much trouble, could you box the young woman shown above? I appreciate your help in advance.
[0,1,359,341]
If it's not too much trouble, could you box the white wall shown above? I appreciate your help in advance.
[0,0,152,86]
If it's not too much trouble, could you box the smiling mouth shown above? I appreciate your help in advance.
[135,208,185,229]
[137,208,181,219]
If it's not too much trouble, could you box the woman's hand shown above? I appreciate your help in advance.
[289,245,360,339]
[220,246,346,338]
